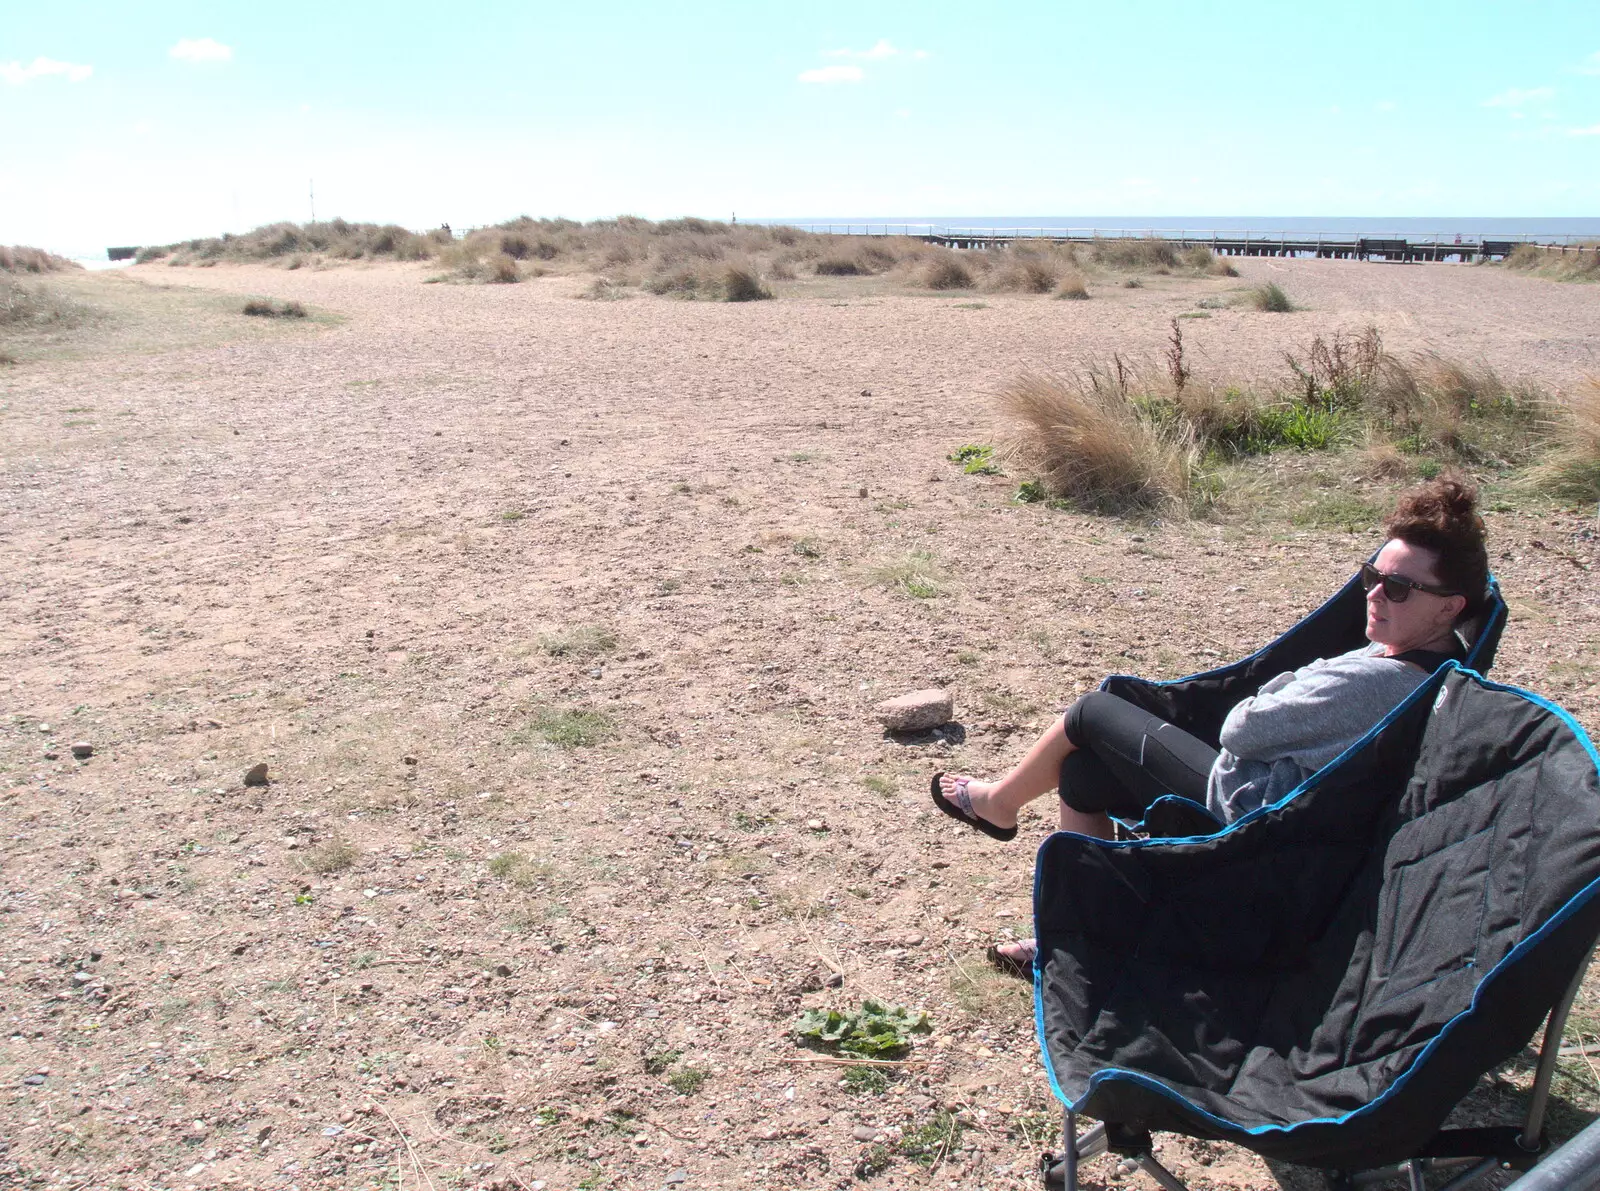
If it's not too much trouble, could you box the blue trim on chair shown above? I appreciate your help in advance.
[1032,667,1600,1139]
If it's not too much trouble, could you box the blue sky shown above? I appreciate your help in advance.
[4,0,1598,255]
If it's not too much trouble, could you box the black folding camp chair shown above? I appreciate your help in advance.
[1103,567,1508,839]
[1035,664,1600,1190]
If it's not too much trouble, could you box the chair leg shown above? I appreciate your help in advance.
[1407,1159,1427,1191]
[1520,941,1596,1151]
[1062,1109,1077,1191]
[1132,1151,1191,1191]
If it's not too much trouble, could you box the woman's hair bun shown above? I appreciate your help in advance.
[1383,475,1489,616]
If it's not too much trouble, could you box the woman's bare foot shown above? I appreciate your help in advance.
[986,937,1038,978]
[937,773,1019,831]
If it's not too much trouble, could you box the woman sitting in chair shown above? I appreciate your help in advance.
[931,477,1491,973]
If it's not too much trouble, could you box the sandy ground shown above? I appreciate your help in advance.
[1,257,1598,1191]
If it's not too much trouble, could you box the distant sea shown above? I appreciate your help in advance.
[766,216,1600,243]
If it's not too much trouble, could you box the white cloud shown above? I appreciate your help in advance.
[1482,86,1554,108]
[798,64,864,84]
[1568,124,1600,136]
[0,57,93,86]
[822,39,927,61]
[825,39,899,60]
[169,38,233,63]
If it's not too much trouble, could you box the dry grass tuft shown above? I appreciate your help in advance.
[1522,380,1600,504]
[1088,237,1178,272]
[1503,242,1600,282]
[1055,272,1090,300]
[1248,282,1294,312]
[0,245,81,274]
[1,278,94,329]
[922,253,974,290]
[998,371,1195,513]
[722,262,773,302]
[242,298,308,318]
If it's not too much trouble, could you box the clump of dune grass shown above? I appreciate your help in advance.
[153,219,448,266]
[722,262,773,302]
[922,252,974,290]
[1089,237,1178,272]
[1519,381,1600,504]
[487,253,521,284]
[986,256,1057,294]
[1181,245,1240,277]
[0,246,81,274]
[998,370,1197,514]
[1503,242,1600,282]
[1055,271,1090,300]
[581,277,631,301]
[1,278,93,329]
[242,298,307,318]
[1248,282,1294,312]
[814,257,866,276]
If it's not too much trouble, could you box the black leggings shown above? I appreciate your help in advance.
[1059,691,1220,819]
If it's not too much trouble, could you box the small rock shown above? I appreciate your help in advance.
[338,1109,355,1124]
[665,1170,688,1186]
[493,964,512,977]
[852,1125,880,1142]
[243,762,270,787]
[70,741,93,759]
[38,723,50,733]
[42,750,59,760]
[805,818,826,831]
[589,668,603,679]
[874,688,954,732]
[860,389,872,396]
[858,486,868,498]
[756,1127,780,1141]
[22,1074,44,1085]
[71,971,93,984]
[402,755,418,766]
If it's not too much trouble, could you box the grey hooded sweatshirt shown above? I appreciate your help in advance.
[1204,643,1432,824]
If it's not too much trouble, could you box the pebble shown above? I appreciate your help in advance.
[69,741,93,759]
[665,1170,688,1186]
[874,688,954,732]
[756,1127,780,1141]
[403,755,418,766]
[22,1074,44,1085]
[243,762,270,787]
[852,1125,880,1142]
[42,750,58,760]
[38,723,50,733]
[589,668,603,679]
[805,818,825,831]
[493,963,513,977]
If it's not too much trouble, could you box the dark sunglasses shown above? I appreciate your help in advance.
[1360,563,1458,603]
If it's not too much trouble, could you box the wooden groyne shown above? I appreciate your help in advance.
[789,225,1594,262]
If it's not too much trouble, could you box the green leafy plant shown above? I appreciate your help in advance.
[643,1048,682,1075]
[793,999,931,1058]
[667,1066,709,1094]
[948,443,1001,475]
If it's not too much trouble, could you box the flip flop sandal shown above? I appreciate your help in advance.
[930,771,1019,842]
[986,941,1037,980]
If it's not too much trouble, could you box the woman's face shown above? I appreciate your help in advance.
[1364,539,1468,655]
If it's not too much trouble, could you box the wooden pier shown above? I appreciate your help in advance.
[791,225,1593,263]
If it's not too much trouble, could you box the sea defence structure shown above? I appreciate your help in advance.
[791,225,1592,262]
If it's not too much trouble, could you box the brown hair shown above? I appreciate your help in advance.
[1383,476,1490,618]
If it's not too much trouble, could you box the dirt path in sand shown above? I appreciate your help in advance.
[1,257,1596,1191]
